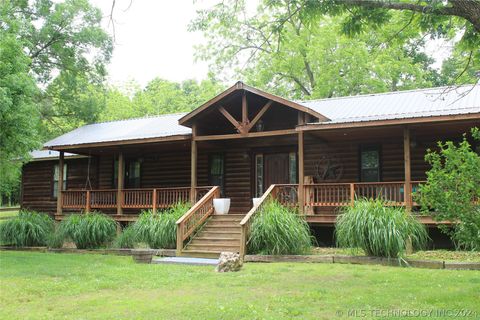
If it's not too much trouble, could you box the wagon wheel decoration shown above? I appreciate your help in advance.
[314,156,344,182]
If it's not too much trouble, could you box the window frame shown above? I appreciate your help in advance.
[112,158,142,189]
[52,163,67,198]
[255,154,264,197]
[208,153,225,196]
[359,145,382,182]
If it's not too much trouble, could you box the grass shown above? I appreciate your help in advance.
[0,210,19,219]
[408,250,480,262]
[335,199,428,258]
[0,211,54,247]
[312,247,480,262]
[249,200,313,255]
[134,203,190,249]
[60,212,117,249]
[1,252,479,319]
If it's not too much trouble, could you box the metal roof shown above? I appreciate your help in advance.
[30,150,82,161]
[44,113,190,148]
[299,85,480,124]
[43,84,479,149]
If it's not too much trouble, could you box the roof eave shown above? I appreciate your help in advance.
[43,134,192,151]
[296,113,480,131]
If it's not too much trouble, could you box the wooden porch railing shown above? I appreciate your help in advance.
[62,186,213,213]
[272,184,299,207]
[62,190,87,209]
[303,181,425,208]
[176,186,220,255]
[239,184,277,257]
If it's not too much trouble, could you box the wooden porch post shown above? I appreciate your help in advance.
[190,124,197,204]
[298,131,305,214]
[403,127,412,211]
[298,113,305,214]
[85,190,91,213]
[56,151,64,216]
[117,152,124,215]
[152,188,157,214]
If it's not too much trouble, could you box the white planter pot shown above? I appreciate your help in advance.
[213,198,231,215]
[252,198,262,207]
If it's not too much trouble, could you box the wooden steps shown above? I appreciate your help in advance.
[180,214,245,258]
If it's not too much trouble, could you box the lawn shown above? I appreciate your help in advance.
[0,209,18,219]
[1,252,479,319]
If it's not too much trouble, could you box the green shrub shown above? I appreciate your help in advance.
[335,199,429,258]
[47,228,65,249]
[0,211,54,247]
[134,202,190,249]
[248,200,313,255]
[113,224,137,249]
[59,212,117,249]
[416,127,480,250]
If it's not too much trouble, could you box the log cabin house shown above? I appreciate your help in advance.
[21,82,480,257]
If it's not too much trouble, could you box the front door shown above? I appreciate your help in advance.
[264,153,290,190]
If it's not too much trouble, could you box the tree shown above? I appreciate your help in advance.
[191,1,445,99]
[268,0,480,85]
[417,128,480,251]
[39,72,107,139]
[99,78,225,121]
[0,34,40,197]
[4,0,113,139]
[0,0,112,201]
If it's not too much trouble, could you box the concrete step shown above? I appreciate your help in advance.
[152,257,218,266]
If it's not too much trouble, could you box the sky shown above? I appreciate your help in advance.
[91,0,213,87]
[90,0,451,88]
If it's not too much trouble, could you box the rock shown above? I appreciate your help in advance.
[216,252,242,272]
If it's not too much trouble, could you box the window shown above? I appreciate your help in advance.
[126,160,141,188]
[289,152,297,184]
[255,154,264,197]
[53,164,67,197]
[360,147,380,182]
[113,159,141,188]
[209,154,225,195]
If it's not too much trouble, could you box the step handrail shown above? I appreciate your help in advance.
[176,186,220,256]
[239,184,276,257]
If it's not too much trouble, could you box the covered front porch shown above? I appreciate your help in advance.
[51,118,477,224]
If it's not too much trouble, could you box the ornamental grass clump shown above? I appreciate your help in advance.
[248,200,313,255]
[59,212,117,249]
[113,224,137,249]
[134,202,190,249]
[0,211,54,247]
[335,199,429,258]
